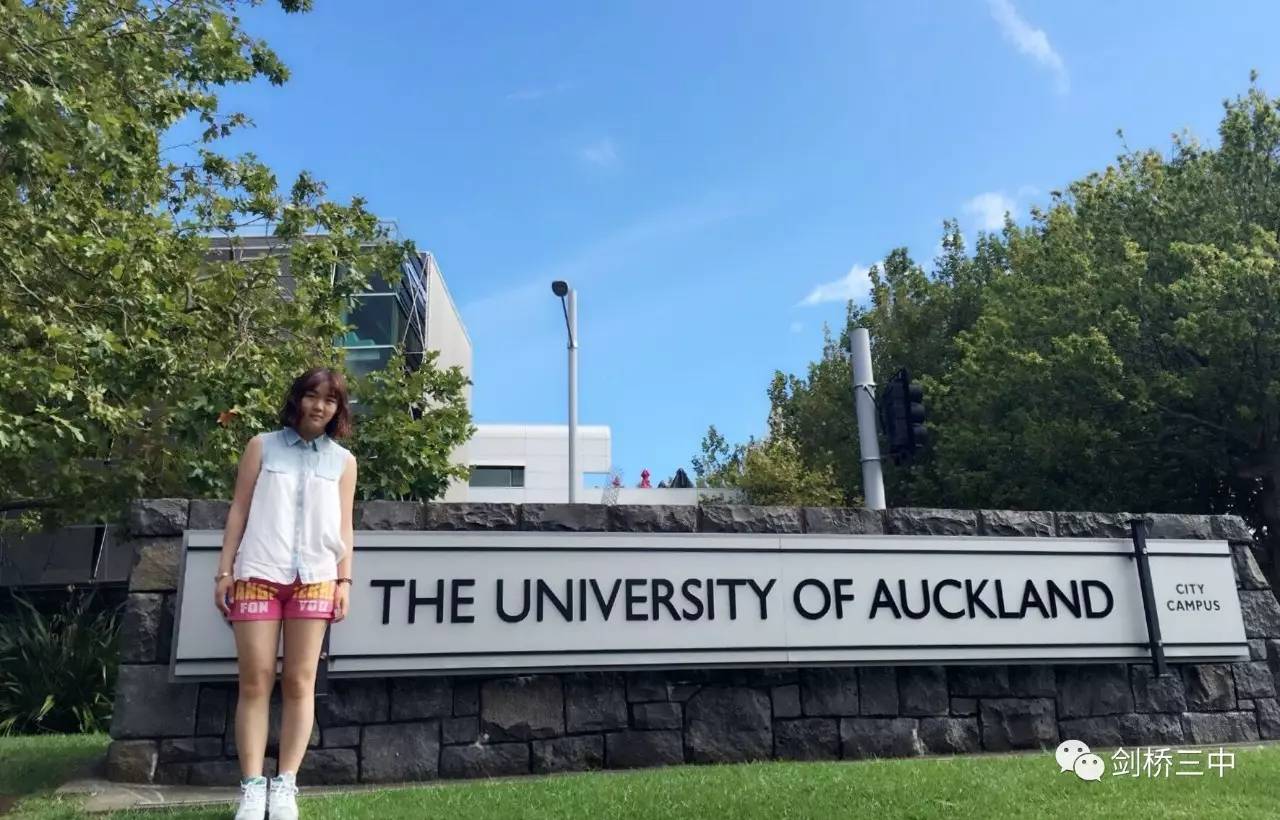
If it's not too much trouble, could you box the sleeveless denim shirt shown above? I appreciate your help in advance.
[233,426,352,585]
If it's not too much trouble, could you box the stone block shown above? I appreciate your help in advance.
[390,678,452,720]
[1233,662,1275,699]
[919,717,980,754]
[1181,665,1236,711]
[127,539,181,592]
[105,740,157,783]
[950,698,977,716]
[605,730,684,769]
[801,668,859,715]
[357,500,423,530]
[1181,712,1260,744]
[481,676,564,740]
[189,758,275,786]
[1009,666,1056,697]
[323,726,361,748]
[153,764,189,785]
[158,737,222,763]
[317,680,388,727]
[1059,716,1124,748]
[1250,639,1268,660]
[1257,698,1280,739]
[1132,666,1186,713]
[801,508,884,534]
[884,508,978,536]
[633,701,682,730]
[565,673,628,732]
[1057,665,1133,717]
[454,680,480,716]
[426,503,520,530]
[110,665,198,738]
[1210,516,1253,543]
[188,499,230,530]
[532,735,605,774]
[858,667,899,716]
[839,717,923,758]
[685,687,772,763]
[772,684,802,718]
[607,505,697,532]
[698,505,802,533]
[948,666,1011,697]
[442,717,478,745]
[196,686,229,737]
[119,593,165,664]
[774,718,839,760]
[360,722,440,783]
[440,743,530,779]
[979,698,1058,751]
[1055,512,1130,538]
[128,499,189,536]
[1233,546,1270,590]
[979,510,1054,537]
[1143,513,1212,540]
[1121,712,1186,745]
[627,672,671,703]
[298,748,358,784]
[520,504,608,531]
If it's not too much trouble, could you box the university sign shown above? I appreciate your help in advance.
[171,530,1249,679]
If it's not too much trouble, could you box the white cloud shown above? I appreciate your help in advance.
[797,264,872,307]
[579,138,619,167]
[987,0,1069,94]
[964,191,1016,231]
[790,321,804,334]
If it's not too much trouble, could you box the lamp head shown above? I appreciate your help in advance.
[551,280,569,298]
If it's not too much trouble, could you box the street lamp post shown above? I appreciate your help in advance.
[552,281,578,503]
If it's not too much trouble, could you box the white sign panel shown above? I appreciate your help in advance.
[172,530,1249,679]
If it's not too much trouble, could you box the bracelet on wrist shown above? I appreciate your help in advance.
[336,577,353,586]
[214,571,232,582]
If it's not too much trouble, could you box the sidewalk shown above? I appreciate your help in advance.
[55,777,436,813]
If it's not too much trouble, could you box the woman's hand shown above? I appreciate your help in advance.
[333,583,350,623]
[215,576,234,617]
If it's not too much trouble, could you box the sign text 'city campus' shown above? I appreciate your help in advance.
[368,575,1116,625]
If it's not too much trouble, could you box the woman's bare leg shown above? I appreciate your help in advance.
[233,620,282,778]
[278,618,328,775]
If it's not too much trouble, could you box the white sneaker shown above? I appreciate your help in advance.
[268,772,300,820]
[234,776,267,820]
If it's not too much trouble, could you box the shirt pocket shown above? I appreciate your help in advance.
[315,453,346,482]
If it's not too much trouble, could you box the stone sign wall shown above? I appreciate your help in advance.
[106,500,1280,786]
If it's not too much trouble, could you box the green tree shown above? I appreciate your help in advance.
[753,79,1280,573]
[0,0,472,530]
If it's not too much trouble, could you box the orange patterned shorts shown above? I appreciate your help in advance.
[226,576,336,622]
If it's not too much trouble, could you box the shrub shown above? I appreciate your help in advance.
[0,591,120,735]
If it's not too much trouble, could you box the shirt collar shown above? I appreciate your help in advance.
[282,425,329,451]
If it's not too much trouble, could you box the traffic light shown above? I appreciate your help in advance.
[880,369,928,464]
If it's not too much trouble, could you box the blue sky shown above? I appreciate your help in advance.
[208,0,1280,485]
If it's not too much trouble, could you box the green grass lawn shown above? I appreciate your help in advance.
[4,733,1280,819]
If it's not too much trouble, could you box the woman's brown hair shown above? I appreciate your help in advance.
[278,367,353,439]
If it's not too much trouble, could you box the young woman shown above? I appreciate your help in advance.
[213,368,358,820]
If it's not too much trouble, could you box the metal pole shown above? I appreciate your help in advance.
[1128,518,1167,676]
[567,288,578,504]
[850,328,886,510]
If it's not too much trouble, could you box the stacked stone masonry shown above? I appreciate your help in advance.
[106,501,1280,784]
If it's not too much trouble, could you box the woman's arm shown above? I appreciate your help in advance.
[216,435,264,578]
[336,453,358,579]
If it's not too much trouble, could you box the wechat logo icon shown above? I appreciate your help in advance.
[1056,739,1105,781]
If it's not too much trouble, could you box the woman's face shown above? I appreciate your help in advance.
[298,381,339,435]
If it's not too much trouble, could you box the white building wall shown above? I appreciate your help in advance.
[421,252,472,406]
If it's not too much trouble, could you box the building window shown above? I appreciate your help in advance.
[469,466,526,488]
